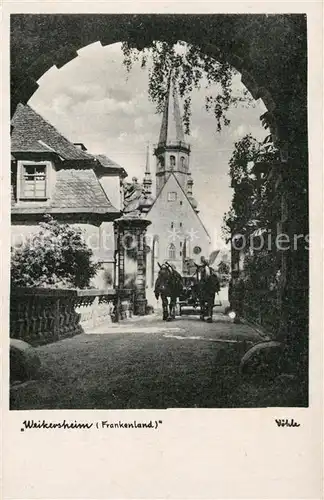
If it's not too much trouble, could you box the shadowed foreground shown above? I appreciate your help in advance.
[10,314,307,409]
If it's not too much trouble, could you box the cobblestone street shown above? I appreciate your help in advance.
[11,308,305,410]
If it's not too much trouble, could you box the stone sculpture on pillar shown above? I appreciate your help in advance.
[114,177,152,316]
[122,177,145,216]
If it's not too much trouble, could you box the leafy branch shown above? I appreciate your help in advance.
[121,41,253,134]
[222,134,279,241]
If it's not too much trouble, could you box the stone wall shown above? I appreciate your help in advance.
[10,288,82,346]
[10,287,134,346]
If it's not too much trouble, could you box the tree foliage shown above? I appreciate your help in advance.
[243,250,280,291]
[222,133,279,241]
[11,215,100,289]
[121,41,252,134]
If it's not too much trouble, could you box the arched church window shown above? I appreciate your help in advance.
[153,237,159,258]
[168,243,176,260]
[180,156,186,168]
[170,155,176,168]
[182,239,188,259]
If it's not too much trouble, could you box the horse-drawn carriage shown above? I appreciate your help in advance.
[178,274,222,317]
[178,276,200,315]
[154,260,221,322]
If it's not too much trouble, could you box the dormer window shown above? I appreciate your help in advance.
[22,165,47,198]
[17,160,51,201]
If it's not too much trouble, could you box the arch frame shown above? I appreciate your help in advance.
[10,13,309,376]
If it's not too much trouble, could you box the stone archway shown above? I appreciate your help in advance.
[10,13,309,375]
[10,14,308,241]
[10,15,307,141]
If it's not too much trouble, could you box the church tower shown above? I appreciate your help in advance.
[154,77,191,193]
[145,75,211,298]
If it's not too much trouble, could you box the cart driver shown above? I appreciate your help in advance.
[198,256,211,283]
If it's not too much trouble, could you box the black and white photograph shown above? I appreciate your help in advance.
[9,13,310,411]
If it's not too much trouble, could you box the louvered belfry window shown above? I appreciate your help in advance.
[21,164,47,198]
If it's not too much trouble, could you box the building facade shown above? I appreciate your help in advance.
[10,103,127,289]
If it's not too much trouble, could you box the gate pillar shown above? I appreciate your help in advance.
[114,215,151,316]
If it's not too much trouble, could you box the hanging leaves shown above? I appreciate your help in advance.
[121,41,252,135]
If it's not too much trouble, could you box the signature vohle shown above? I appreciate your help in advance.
[275,418,301,427]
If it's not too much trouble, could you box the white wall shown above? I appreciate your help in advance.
[98,174,122,211]
[145,174,211,300]
[11,223,41,248]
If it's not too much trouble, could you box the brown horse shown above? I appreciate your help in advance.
[154,263,183,321]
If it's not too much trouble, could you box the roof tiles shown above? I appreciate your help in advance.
[51,168,116,210]
[11,103,93,161]
[10,104,121,215]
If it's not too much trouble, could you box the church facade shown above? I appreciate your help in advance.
[142,80,211,304]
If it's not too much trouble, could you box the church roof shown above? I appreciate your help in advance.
[147,172,210,239]
[158,77,187,146]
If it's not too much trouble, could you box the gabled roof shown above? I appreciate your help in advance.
[10,104,124,217]
[11,103,94,161]
[147,172,211,239]
[12,168,119,214]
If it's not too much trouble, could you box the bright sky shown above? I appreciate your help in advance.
[29,41,268,249]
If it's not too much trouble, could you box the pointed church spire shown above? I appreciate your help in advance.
[154,71,190,193]
[143,143,152,195]
[158,73,185,145]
